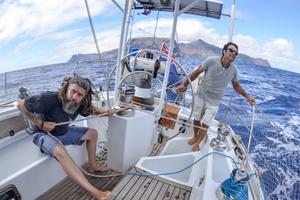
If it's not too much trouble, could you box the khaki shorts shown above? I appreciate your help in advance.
[192,95,218,126]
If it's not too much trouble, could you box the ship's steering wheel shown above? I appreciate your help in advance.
[106,49,195,134]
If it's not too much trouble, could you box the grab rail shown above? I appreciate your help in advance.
[219,102,256,152]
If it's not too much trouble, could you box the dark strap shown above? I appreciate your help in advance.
[153,59,160,78]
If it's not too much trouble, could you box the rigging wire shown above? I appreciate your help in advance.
[84,0,107,81]
[247,105,256,152]
[111,0,123,12]
[152,10,160,48]
[127,5,135,52]
[53,106,127,127]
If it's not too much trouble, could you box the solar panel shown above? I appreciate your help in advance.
[135,0,223,19]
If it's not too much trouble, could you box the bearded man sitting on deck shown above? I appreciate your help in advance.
[17,75,112,200]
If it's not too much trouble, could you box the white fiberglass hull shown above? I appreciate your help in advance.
[0,130,88,200]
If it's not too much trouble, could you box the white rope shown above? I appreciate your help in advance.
[81,168,123,178]
[53,106,129,127]
[44,102,211,178]
[45,132,122,178]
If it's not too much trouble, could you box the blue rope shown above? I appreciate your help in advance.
[124,151,265,200]
[125,151,238,177]
[220,171,249,200]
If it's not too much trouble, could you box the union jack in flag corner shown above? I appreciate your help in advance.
[160,42,182,103]
[160,42,180,73]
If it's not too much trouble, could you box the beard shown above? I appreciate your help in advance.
[62,100,81,115]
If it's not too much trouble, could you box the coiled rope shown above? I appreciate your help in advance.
[220,168,250,200]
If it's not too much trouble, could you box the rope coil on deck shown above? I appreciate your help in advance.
[218,168,250,200]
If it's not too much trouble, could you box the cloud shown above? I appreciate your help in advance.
[131,17,227,47]
[263,38,294,57]
[54,17,300,73]
[0,0,118,73]
[57,29,122,56]
[54,17,225,58]
[10,40,30,55]
[260,38,298,70]
[53,27,121,63]
[42,28,84,41]
[131,18,300,73]
[237,36,300,72]
[1,4,299,75]
[0,0,110,43]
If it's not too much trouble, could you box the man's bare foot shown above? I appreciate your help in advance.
[95,190,110,200]
[89,163,108,173]
[188,136,198,145]
[192,144,200,152]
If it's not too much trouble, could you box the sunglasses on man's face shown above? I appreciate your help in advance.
[227,48,238,55]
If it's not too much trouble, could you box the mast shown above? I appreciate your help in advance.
[156,0,180,117]
[114,0,134,102]
[111,0,123,12]
[84,0,103,68]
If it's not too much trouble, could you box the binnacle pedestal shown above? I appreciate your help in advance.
[107,110,155,172]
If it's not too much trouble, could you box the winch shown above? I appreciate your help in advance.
[119,84,135,104]
[132,77,154,106]
[210,122,230,151]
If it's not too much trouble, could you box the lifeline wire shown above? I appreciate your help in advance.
[53,106,129,127]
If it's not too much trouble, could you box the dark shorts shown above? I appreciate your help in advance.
[32,126,88,157]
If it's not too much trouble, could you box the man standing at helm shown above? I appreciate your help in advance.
[176,42,256,151]
[17,75,112,200]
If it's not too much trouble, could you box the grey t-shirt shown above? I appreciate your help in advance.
[198,56,237,105]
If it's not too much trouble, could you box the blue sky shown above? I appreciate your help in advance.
[0,0,299,74]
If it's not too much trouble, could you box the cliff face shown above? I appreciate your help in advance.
[177,39,270,67]
[68,37,271,67]
[68,49,118,63]
[178,39,220,57]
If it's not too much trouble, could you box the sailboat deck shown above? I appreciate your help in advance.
[37,143,191,200]
[108,173,190,200]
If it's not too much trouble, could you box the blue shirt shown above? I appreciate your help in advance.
[25,91,83,136]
